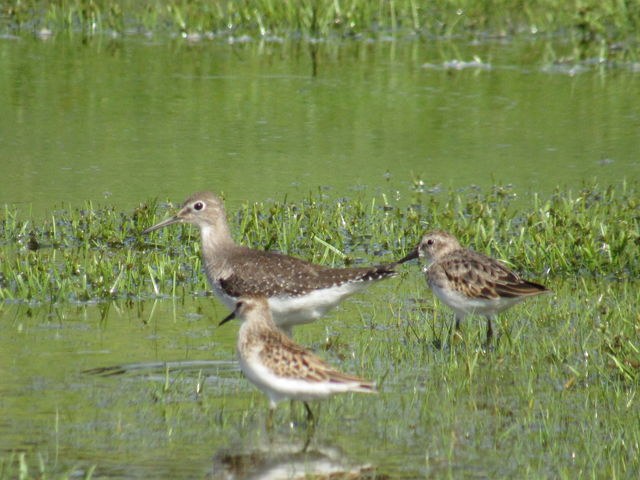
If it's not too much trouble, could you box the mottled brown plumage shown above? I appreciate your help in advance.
[251,327,372,385]
[143,191,398,334]
[218,247,395,298]
[403,230,550,343]
[429,247,547,300]
[219,296,376,422]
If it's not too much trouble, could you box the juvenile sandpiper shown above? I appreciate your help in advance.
[219,296,376,423]
[400,230,550,344]
[143,191,400,335]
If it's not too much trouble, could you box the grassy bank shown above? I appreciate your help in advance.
[2,1,639,57]
[0,181,637,305]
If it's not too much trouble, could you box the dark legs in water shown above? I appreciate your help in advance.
[448,314,464,341]
[301,402,317,451]
[449,314,496,345]
[266,407,275,432]
[485,315,494,345]
[303,402,315,424]
[265,402,316,436]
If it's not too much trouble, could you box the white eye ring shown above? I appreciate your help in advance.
[193,201,205,211]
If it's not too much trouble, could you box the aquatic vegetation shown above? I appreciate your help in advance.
[1,182,638,478]
[0,181,637,305]
[2,1,639,59]
[0,452,95,480]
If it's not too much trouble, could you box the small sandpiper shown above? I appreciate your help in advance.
[143,192,399,335]
[219,296,376,423]
[400,230,550,343]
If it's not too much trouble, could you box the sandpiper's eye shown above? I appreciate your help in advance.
[193,201,205,211]
[427,239,434,246]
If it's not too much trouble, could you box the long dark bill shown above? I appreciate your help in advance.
[142,216,181,235]
[394,248,419,265]
[218,310,237,327]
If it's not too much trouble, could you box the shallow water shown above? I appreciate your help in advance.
[2,274,638,478]
[0,286,399,479]
[0,35,638,217]
[1,33,639,478]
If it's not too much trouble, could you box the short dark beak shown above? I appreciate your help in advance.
[218,310,236,327]
[395,248,419,265]
[142,215,181,235]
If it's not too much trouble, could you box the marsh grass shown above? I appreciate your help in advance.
[293,276,639,477]
[0,452,95,480]
[1,181,637,305]
[2,1,640,60]
[1,181,639,477]
[185,271,638,477]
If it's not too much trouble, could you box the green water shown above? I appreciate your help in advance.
[2,276,638,478]
[0,287,403,478]
[1,34,639,479]
[1,36,638,216]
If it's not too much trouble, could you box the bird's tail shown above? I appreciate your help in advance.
[329,371,377,393]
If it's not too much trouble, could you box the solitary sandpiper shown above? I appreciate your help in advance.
[143,191,401,335]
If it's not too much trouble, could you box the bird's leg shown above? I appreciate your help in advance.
[302,422,316,452]
[485,316,494,346]
[447,316,455,339]
[301,402,316,452]
[304,402,315,425]
[289,400,296,420]
[449,314,464,343]
[266,406,275,433]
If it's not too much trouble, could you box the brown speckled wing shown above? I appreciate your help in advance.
[435,250,548,300]
[220,247,397,298]
[255,329,374,388]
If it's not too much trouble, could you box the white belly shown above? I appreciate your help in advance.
[268,282,369,328]
[239,348,362,408]
[430,282,525,317]
[211,280,370,329]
